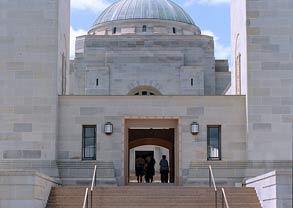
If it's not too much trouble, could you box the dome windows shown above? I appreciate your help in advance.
[91,23,198,36]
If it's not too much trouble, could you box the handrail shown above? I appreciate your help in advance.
[209,165,218,208]
[82,188,89,208]
[91,165,97,191]
[209,165,217,191]
[90,165,97,208]
[221,188,230,208]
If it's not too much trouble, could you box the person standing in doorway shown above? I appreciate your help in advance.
[145,155,156,183]
[135,155,145,183]
[159,155,169,183]
[149,156,156,183]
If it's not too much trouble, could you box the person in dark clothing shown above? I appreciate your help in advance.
[144,161,150,183]
[135,155,145,183]
[144,156,156,183]
[148,156,156,183]
[159,155,169,183]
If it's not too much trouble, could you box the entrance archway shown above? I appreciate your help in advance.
[128,129,175,183]
[124,119,180,185]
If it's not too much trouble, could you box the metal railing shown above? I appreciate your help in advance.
[90,165,97,208]
[82,165,97,208]
[82,188,89,208]
[209,165,218,208]
[221,188,230,208]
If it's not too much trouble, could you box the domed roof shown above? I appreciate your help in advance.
[92,0,195,26]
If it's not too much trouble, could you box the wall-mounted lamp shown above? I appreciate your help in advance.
[191,122,199,135]
[104,122,113,135]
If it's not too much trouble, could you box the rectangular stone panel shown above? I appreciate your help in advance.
[3,150,22,159]
[252,88,271,96]
[186,107,204,116]
[253,123,272,132]
[281,97,293,105]
[15,71,33,79]
[14,106,32,114]
[272,106,290,114]
[13,123,32,132]
[6,62,24,70]
[80,107,99,116]
[262,62,280,70]
[22,150,41,159]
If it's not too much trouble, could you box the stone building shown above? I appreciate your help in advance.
[0,0,292,208]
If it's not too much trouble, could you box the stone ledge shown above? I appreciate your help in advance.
[189,160,293,169]
[245,170,293,185]
[0,170,59,185]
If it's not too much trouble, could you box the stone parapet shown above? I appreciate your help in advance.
[186,160,292,187]
[245,170,292,208]
[0,170,59,208]
[0,160,59,179]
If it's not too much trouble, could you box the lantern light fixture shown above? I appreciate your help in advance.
[104,122,113,135]
[191,122,199,135]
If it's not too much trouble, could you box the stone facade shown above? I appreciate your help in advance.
[231,0,293,161]
[58,95,246,185]
[231,1,293,206]
[72,33,230,96]
[0,0,70,178]
[0,0,292,207]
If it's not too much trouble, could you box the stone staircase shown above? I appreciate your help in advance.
[46,186,261,208]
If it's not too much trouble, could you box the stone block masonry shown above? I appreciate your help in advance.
[0,0,70,176]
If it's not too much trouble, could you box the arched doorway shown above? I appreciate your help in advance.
[128,129,175,183]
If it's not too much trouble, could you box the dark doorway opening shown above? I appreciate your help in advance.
[128,128,175,184]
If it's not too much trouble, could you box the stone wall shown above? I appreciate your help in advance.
[58,95,246,185]
[230,0,247,95]
[73,34,224,96]
[0,170,58,208]
[245,170,292,208]
[0,0,70,176]
[245,0,293,161]
[231,0,293,161]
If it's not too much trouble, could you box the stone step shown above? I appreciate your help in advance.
[47,205,261,208]
[46,186,261,208]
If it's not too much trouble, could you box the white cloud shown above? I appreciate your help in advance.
[202,30,230,60]
[184,0,230,7]
[71,0,110,13]
[70,26,87,59]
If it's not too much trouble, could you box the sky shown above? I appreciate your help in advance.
[70,0,231,61]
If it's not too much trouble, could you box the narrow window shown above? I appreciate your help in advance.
[191,78,194,86]
[96,78,99,86]
[207,126,221,160]
[142,25,147,32]
[173,27,176,34]
[236,54,241,95]
[61,53,66,95]
[112,27,117,34]
[82,125,96,160]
